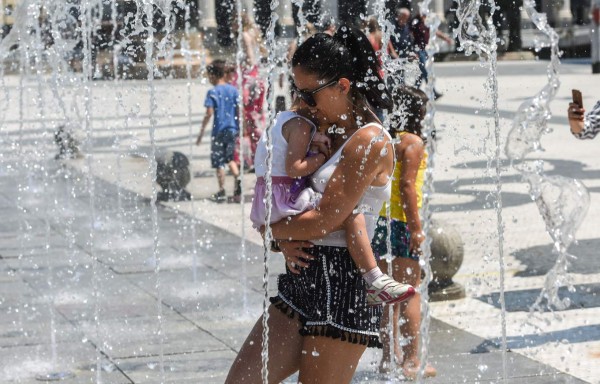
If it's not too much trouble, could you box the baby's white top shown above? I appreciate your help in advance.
[254,111,316,178]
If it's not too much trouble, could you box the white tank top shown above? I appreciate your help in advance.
[254,111,316,178]
[310,123,393,247]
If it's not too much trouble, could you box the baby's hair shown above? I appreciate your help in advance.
[206,59,226,79]
[389,86,428,139]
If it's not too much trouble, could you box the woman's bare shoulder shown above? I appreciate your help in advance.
[395,133,425,158]
[343,124,391,157]
[398,132,424,147]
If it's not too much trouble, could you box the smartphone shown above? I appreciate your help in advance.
[572,89,583,108]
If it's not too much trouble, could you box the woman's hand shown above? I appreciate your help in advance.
[568,102,585,121]
[279,240,315,274]
[568,102,585,134]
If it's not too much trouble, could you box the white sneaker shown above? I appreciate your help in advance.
[367,274,415,306]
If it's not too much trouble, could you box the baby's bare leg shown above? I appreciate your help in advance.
[343,213,377,273]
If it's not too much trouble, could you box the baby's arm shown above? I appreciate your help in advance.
[343,213,378,274]
[284,118,327,178]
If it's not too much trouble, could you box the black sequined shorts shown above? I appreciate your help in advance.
[271,245,382,348]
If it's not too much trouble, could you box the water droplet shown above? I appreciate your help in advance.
[340,114,348,120]
[312,349,320,357]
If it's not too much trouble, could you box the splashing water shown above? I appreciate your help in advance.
[260,1,281,382]
[413,0,443,381]
[505,0,590,314]
[453,0,509,380]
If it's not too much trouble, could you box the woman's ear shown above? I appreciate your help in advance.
[338,78,351,95]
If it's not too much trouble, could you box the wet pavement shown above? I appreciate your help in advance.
[1,59,599,383]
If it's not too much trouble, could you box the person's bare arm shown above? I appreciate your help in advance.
[197,107,213,145]
[242,31,256,66]
[435,30,453,45]
[387,40,399,59]
[284,118,327,178]
[271,125,391,240]
[397,136,425,254]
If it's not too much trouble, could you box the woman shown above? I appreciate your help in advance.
[225,26,395,383]
[372,86,436,379]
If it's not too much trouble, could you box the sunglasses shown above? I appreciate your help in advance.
[291,79,338,107]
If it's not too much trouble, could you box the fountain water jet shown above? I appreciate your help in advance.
[452,0,509,380]
[505,0,590,315]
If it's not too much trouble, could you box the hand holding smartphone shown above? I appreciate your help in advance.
[572,89,583,108]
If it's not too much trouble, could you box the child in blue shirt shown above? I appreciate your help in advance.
[197,60,241,202]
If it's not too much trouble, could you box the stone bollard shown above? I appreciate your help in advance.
[156,150,192,202]
[427,219,466,301]
[54,125,80,160]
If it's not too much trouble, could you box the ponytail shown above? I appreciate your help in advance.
[292,25,392,111]
[333,26,392,111]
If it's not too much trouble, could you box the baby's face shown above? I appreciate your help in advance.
[293,99,322,126]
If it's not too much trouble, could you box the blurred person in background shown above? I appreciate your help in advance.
[232,11,267,171]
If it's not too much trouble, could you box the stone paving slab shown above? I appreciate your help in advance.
[113,350,236,383]
[75,316,226,359]
[0,342,131,383]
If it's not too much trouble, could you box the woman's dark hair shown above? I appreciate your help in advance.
[389,86,428,138]
[291,25,392,111]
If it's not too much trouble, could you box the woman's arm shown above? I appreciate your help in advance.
[398,136,425,253]
[272,126,392,240]
[283,118,327,178]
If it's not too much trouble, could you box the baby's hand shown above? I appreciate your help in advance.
[312,131,331,145]
[311,132,331,157]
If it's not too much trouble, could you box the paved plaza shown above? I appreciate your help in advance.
[1,58,600,383]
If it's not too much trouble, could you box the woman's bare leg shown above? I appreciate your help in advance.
[394,257,421,367]
[378,302,403,372]
[298,335,367,384]
[389,257,437,378]
[225,305,304,384]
